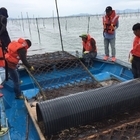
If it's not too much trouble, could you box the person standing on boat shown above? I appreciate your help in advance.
[0,7,11,83]
[5,38,34,99]
[0,7,11,50]
[79,34,97,66]
[130,23,140,78]
[103,6,119,62]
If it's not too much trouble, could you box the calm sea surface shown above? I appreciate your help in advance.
[8,13,140,62]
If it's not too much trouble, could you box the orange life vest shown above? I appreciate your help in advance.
[0,41,5,67]
[82,34,97,52]
[130,36,140,57]
[103,10,119,34]
[0,47,5,67]
[5,38,28,65]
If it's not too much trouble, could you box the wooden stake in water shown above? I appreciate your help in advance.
[35,18,41,44]
[65,17,67,31]
[33,15,35,25]
[52,10,55,29]
[55,0,64,51]
[87,16,90,34]
[18,16,21,29]
[43,18,45,28]
[26,12,32,38]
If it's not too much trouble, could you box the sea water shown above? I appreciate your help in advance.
[8,13,140,62]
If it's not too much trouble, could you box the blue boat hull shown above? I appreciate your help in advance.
[0,53,133,140]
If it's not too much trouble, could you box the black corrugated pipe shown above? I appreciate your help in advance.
[36,79,140,136]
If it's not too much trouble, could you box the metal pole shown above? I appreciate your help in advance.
[55,0,64,51]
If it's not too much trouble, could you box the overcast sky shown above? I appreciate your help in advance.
[1,0,140,18]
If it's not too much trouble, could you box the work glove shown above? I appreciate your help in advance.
[30,66,35,71]
[84,51,89,54]
[129,56,133,63]
[128,52,133,63]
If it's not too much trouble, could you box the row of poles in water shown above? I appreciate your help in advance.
[9,0,140,51]
[10,13,91,51]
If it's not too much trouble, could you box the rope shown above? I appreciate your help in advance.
[23,65,46,101]
[78,58,103,87]
[25,69,41,102]
[75,51,102,87]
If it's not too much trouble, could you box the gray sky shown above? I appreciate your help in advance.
[1,0,140,18]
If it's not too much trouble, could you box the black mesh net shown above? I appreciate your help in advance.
[26,51,102,100]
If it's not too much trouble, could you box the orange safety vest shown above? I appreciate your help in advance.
[0,41,5,67]
[5,38,28,65]
[103,10,119,34]
[82,34,97,52]
[130,36,140,57]
[0,47,5,67]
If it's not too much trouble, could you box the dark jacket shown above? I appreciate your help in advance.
[0,8,11,50]
[18,48,31,69]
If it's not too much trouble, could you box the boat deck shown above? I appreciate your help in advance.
[24,78,121,140]
[0,51,135,140]
[24,78,140,140]
[0,95,10,140]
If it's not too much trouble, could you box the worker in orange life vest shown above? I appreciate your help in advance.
[130,23,140,78]
[103,6,119,62]
[79,34,97,66]
[0,40,6,89]
[5,38,34,99]
[0,7,10,135]
[0,7,11,84]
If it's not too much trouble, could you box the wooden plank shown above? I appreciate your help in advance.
[24,99,46,140]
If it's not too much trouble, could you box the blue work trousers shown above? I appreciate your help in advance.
[8,67,22,97]
[104,38,116,57]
